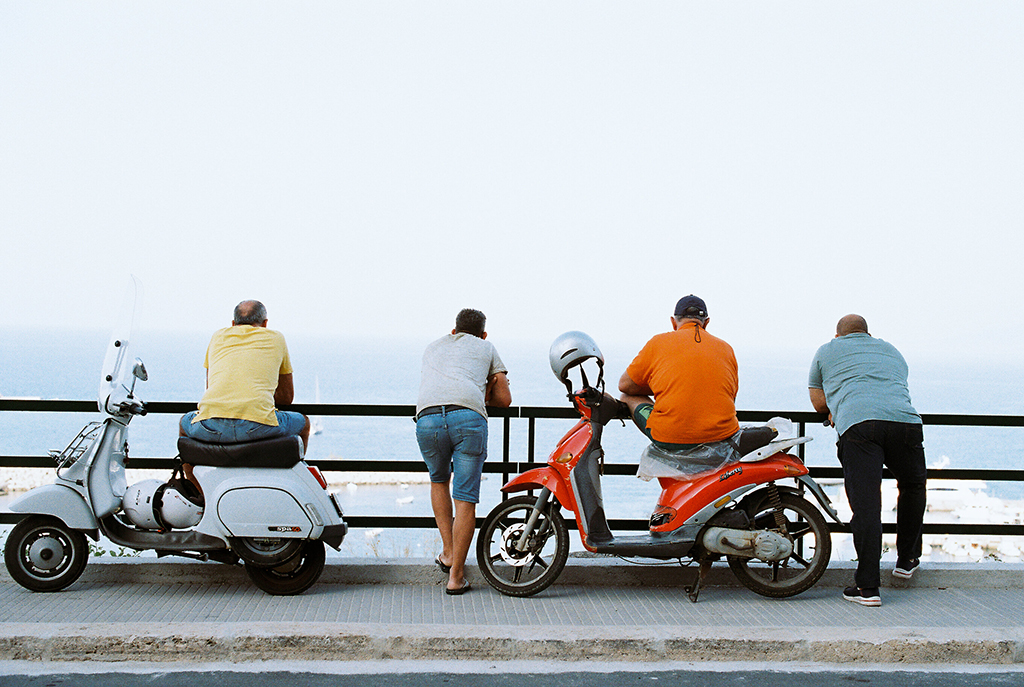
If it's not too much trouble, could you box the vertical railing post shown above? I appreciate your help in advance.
[502,415,511,489]
[798,420,806,463]
[528,416,535,465]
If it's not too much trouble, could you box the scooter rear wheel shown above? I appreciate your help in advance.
[477,494,569,597]
[4,515,89,592]
[244,540,325,596]
[727,492,831,598]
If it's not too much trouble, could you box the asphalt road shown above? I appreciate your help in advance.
[2,663,1024,687]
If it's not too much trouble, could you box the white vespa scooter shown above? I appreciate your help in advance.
[3,280,347,595]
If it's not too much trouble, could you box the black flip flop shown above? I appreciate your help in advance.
[445,580,471,596]
[435,556,451,574]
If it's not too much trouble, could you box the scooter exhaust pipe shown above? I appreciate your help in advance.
[701,527,793,561]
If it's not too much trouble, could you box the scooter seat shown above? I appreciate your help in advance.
[177,436,304,469]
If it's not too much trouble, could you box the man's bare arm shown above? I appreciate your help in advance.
[809,387,833,426]
[618,370,650,396]
[275,373,295,406]
[486,372,512,408]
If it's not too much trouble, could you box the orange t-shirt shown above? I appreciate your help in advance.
[625,322,739,444]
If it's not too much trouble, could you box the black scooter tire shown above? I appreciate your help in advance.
[477,494,569,597]
[727,492,832,598]
[4,515,90,592]
[244,539,325,596]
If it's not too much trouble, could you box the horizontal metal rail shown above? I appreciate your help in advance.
[2,400,1023,537]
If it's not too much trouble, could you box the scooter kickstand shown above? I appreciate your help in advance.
[684,558,713,603]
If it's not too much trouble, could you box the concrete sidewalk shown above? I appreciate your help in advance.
[1,558,1022,665]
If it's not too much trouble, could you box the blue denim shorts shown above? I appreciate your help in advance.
[415,408,488,503]
[180,411,307,443]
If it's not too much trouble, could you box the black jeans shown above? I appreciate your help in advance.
[839,420,927,589]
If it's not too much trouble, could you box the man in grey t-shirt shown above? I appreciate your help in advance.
[415,309,511,595]
[809,314,927,607]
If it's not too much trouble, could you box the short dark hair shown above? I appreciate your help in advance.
[454,308,486,337]
[233,300,268,325]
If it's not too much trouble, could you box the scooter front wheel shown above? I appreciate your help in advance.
[245,539,326,595]
[477,494,569,597]
[727,492,831,598]
[4,515,89,592]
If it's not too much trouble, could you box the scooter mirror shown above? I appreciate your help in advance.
[132,358,148,382]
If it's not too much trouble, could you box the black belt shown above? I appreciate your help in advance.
[416,405,471,421]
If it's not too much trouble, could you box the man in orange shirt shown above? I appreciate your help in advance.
[618,295,740,448]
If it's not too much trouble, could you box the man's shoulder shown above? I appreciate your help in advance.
[425,333,494,354]
[212,326,287,347]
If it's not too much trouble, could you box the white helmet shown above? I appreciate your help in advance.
[159,486,204,529]
[122,479,204,530]
[549,331,603,382]
[122,479,164,530]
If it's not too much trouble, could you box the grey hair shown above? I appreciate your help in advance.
[233,300,268,325]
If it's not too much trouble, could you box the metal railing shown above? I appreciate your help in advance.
[2,399,1023,537]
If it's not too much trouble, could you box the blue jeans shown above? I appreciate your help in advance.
[415,408,488,503]
[180,411,307,443]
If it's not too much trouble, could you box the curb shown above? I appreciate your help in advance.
[1,623,1022,664]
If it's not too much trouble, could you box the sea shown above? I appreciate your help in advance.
[2,327,1023,562]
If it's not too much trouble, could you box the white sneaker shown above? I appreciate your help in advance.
[893,558,920,580]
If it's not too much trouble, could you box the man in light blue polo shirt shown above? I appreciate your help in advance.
[809,314,927,607]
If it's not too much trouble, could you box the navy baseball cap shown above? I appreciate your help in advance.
[674,295,708,319]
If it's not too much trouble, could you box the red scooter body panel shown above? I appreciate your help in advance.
[500,418,597,541]
[653,452,809,532]
[501,467,577,514]
[546,419,593,469]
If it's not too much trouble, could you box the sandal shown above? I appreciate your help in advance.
[445,580,471,596]
[435,555,451,574]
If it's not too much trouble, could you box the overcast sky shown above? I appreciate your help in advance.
[2,2,1022,365]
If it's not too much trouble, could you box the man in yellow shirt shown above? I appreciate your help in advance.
[179,300,309,452]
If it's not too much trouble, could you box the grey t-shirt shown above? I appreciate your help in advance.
[416,333,507,419]
[808,333,921,436]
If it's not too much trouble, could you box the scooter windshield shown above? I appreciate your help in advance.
[99,275,143,413]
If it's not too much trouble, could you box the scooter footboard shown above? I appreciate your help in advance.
[101,514,226,551]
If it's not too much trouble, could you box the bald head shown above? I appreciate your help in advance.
[836,314,869,337]
[233,300,268,326]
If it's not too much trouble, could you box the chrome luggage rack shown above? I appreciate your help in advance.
[51,421,103,475]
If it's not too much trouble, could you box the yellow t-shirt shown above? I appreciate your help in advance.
[193,326,293,426]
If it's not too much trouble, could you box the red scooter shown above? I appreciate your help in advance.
[476,331,841,601]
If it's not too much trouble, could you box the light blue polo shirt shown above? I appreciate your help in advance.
[808,333,921,436]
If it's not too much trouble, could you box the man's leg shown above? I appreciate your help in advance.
[448,500,476,591]
[416,414,455,570]
[299,415,311,452]
[839,421,885,590]
[884,422,927,565]
[621,396,655,437]
[446,409,487,592]
[270,411,310,452]
[430,480,455,569]
[178,412,204,494]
